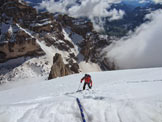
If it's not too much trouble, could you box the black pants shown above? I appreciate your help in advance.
[83,82,91,90]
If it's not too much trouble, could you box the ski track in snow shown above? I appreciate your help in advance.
[0,68,162,122]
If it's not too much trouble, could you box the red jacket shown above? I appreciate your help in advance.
[81,75,92,86]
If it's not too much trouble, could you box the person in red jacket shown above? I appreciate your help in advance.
[81,74,92,90]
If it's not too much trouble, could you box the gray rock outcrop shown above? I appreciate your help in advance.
[48,53,72,80]
[0,34,45,63]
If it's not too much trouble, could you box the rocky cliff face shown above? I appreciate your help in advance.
[55,14,110,66]
[48,53,72,80]
[0,0,45,62]
[0,39,44,63]
[0,0,112,82]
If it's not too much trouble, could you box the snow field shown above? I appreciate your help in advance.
[0,68,162,122]
[0,97,162,122]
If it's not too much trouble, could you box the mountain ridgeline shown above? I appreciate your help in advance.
[0,0,112,82]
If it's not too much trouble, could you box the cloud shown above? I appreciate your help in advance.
[39,0,122,18]
[139,0,148,3]
[107,9,125,21]
[153,0,162,3]
[39,0,125,31]
[105,10,162,69]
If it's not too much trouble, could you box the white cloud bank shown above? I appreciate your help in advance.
[39,0,125,31]
[153,0,162,3]
[105,10,162,69]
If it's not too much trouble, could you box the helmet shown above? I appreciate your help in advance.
[85,74,90,77]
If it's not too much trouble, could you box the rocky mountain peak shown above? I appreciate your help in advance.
[0,0,112,82]
[48,53,72,80]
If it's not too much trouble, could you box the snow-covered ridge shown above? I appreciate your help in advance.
[0,67,162,122]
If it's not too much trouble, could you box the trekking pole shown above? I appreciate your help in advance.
[77,82,81,91]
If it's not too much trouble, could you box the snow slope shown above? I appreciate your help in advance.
[0,68,162,122]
